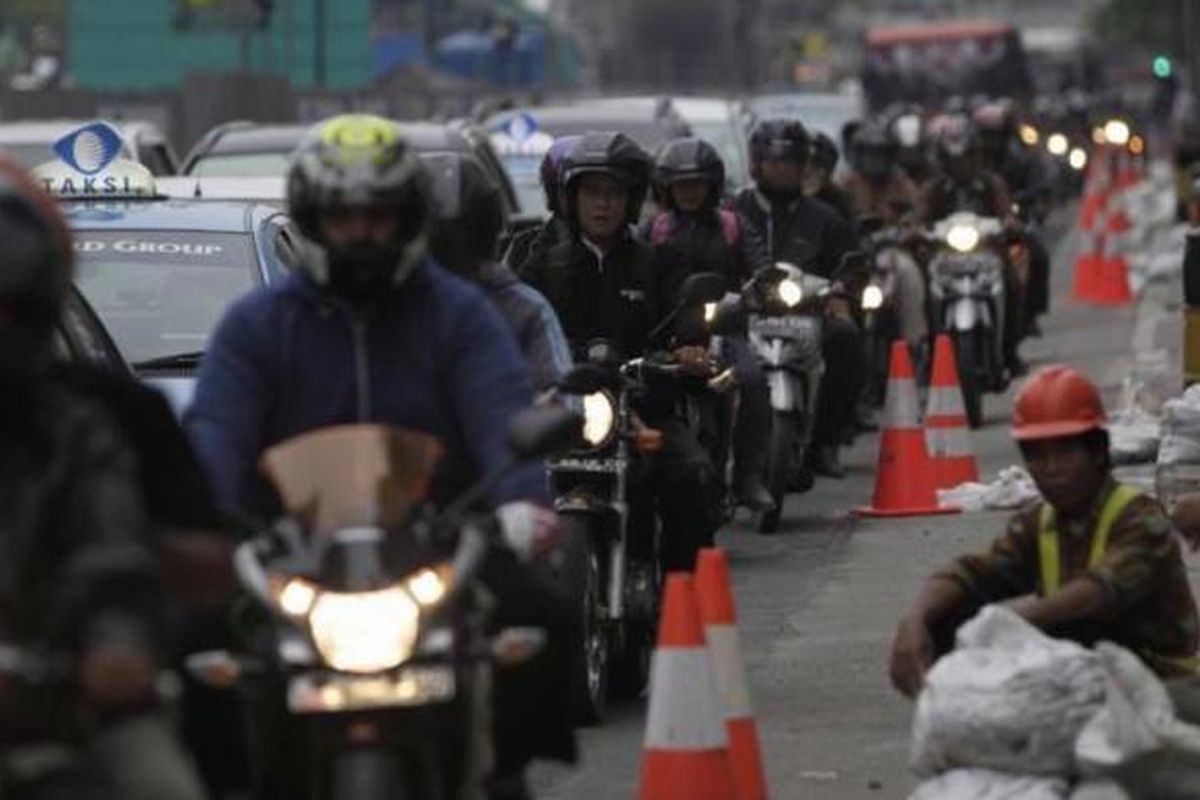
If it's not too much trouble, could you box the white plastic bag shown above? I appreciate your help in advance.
[1158,385,1200,466]
[907,768,1068,799]
[911,606,1107,777]
[936,466,1040,512]
[1074,643,1200,798]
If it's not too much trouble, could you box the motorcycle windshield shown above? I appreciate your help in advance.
[258,425,444,535]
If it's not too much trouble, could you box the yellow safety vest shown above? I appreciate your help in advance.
[1038,484,1198,676]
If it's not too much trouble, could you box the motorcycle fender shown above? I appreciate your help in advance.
[767,370,798,412]
[951,299,977,331]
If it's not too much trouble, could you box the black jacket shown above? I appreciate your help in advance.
[504,216,571,275]
[644,209,768,292]
[733,188,858,278]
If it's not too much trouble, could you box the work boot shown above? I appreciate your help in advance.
[808,445,845,479]
[735,470,775,512]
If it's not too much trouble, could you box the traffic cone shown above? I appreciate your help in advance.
[639,573,736,800]
[855,341,959,517]
[695,549,767,800]
[1094,193,1134,305]
[925,335,979,489]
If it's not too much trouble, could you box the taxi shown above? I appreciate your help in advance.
[35,122,298,415]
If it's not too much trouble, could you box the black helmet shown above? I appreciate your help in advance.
[287,114,429,302]
[749,119,811,167]
[654,137,726,210]
[560,131,652,227]
[972,100,1016,136]
[809,132,840,173]
[421,152,505,276]
[539,134,580,217]
[851,121,897,178]
[0,157,73,385]
[931,114,979,172]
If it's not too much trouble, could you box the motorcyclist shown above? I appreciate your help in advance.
[840,120,922,226]
[889,106,934,185]
[645,136,773,512]
[0,157,204,800]
[734,118,864,478]
[805,132,855,225]
[519,131,722,571]
[920,114,1026,376]
[974,100,1054,337]
[185,114,575,799]
[504,134,580,273]
[423,150,572,393]
[890,366,1200,697]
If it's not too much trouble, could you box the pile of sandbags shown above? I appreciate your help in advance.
[908,607,1200,799]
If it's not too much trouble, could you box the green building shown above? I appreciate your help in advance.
[68,0,372,90]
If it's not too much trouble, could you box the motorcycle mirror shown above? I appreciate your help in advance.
[507,405,582,460]
[558,363,608,395]
[677,272,726,307]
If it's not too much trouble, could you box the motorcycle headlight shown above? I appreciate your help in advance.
[1018,124,1039,146]
[1104,119,1130,147]
[1046,133,1069,157]
[862,284,884,311]
[581,390,617,448]
[778,278,803,308]
[1068,147,1088,171]
[946,224,980,253]
[308,587,419,674]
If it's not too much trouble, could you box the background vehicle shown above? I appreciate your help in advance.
[861,224,927,406]
[188,408,578,799]
[0,119,179,175]
[669,96,755,194]
[927,212,1008,428]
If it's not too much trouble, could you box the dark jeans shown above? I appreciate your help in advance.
[644,417,721,572]
[813,315,864,449]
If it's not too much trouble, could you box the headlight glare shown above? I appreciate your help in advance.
[308,587,418,674]
[278,578,318,617]
[946,225,980,253]
[581,391,617,448]
[778,278,803,307]
[406,568,446,607]
[1046,133,1069,157]
[1068,147,1088,171]
[862,284,884,311]
[1104,119,1130,147]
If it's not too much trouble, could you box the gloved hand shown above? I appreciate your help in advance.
[672,345,713,377]
[497,501,561,561]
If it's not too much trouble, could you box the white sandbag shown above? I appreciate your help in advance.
[1108,405,1160,465]
[1074,643,1200,799]
[936,465,1040,513]
[907,768,1068,800]
[1157,385,1200,466]
[911,606,1106,777]
[1069,780,1130,800]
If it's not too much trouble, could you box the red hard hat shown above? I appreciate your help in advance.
[1012,365,1107,441]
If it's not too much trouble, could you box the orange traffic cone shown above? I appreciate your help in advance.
[1094,194,1134,305]
[855,341,959,518]
[640,573,736,800]
[925,335,979,489]
[695,549,767,800]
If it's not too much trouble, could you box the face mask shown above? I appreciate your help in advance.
[325,240,404,305]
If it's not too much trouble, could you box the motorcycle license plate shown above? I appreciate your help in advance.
[287,666,456,714]
[751,316,816,339]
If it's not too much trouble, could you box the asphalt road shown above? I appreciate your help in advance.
[531,210,1200,799]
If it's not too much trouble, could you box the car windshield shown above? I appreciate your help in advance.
[72,230,258,366]
[190,151,292,177]
[0,142,59,169]
[685,119,750,189]
[498,153,547,217]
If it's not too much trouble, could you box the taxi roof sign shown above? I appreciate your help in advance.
[33,120,158,200]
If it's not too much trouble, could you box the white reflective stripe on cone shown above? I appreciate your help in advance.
[705,624,752,720]
[925,386,965,417]
[643,649,728,750]
[882,377,921,429]
[926,425,972,457]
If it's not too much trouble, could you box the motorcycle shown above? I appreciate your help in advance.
[926,212,1008,428]
[549,272,725,724]
[861,224,928,405]
[186,406,580,799]
[727,263,831,533]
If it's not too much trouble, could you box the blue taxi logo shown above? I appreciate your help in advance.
[504,113,539,142]
[52,122,124,176]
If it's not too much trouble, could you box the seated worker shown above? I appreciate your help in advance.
[890,365,1200,697]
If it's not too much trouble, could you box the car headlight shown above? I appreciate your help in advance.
[862,284,884,311]
[581,390,617,448]
[1046,133,1069,157]
[1104,119,1130,147]
[778,278,802,307]
[308,587,419,674]
[1068,147,1088,171]
[946,224,980,253]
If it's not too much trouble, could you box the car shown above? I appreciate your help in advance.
[181,119,521,219]
[669,96,756,193]
[37,123,297,416]
[485,97,693,218]
[750,91,863,147]
[0,119,179,175]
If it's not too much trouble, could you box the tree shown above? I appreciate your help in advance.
[1091,0,1184,56]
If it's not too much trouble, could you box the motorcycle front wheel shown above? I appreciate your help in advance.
[756,412,800,534]
[557,514,609,725]
[955,331,984,429]
[331,748,405,800]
